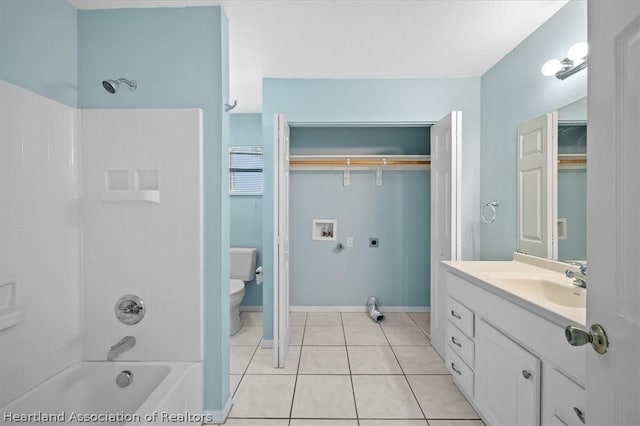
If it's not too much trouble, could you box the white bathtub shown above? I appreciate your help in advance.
[0,362,203,426]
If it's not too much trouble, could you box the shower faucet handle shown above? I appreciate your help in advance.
[115,294,145,325]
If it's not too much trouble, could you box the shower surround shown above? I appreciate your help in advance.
[0,80,82,407]
[81,108,203,362]
[0,79,204,407]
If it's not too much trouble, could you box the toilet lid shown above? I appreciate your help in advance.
[230,279,245,295]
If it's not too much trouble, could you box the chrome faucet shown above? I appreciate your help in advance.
[107,336,136,361]
[565,263,587,288]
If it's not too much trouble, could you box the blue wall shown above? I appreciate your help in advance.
[480,1,587,260]
[558,169,586,260]
[290,170,430,307]
[262,78,481,340]
[0,0,77,106]
[78,7,230,413]
[230,113,263,306]
[290,126,430,155]
[289,126,430,308]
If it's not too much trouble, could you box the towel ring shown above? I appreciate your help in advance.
[481,201,500,224]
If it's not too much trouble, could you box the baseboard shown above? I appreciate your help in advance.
[239,305,263,312]
[290,305,430,313]
[203,395,233,424]
[261,339,273,349]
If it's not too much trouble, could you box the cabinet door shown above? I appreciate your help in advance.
[475,319,541,426]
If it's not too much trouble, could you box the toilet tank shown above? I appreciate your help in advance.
[230,247,258,281]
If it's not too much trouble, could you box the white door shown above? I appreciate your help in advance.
[585,2,640,425]
[273,113,290,368]
[516,113,558,259]
[430,111,462,357]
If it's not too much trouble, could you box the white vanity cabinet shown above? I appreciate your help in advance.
[475,318,541,426]
[443,268,586,426]
[445,296,475,397]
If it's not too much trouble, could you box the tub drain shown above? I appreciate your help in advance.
[116,370,133,388]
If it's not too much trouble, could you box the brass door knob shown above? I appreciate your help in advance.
[564,324,609,354]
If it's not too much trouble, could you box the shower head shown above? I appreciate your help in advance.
[102,78,137,94]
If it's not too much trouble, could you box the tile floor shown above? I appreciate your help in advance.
[221,311,483,426]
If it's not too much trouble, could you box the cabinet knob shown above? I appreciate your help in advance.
[522,370,532,379]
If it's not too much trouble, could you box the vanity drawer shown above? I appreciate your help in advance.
[446,344,474,398]
[446,322,475,368]
[550,369,586,426]
[446,297,474,338]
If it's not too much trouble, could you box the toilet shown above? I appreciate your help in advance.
[230,247,258,336]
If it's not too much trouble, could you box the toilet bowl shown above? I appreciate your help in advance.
[230,279,245,335]
[229,247,257,336]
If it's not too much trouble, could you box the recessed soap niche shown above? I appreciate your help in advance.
[312,219,337,241]
[102,169,160,203]
[0,281,24,331]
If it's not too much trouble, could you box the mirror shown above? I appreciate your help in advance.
[517,97,586,261]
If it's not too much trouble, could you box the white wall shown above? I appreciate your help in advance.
[81,109,203,362]
[0,80,82,407]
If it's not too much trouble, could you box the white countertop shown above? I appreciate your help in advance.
[441,258,586,327]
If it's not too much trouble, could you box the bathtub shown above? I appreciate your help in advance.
[0,362,203,426]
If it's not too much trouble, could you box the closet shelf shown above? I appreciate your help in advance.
[558,153,587,170]
[289,155,430,171]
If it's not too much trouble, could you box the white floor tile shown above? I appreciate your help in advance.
[291,375,356,419]
[341,312,379,327]
[289,326,305,345]
[380,312,416,327]
[347,346,402,374]
[307,312,342,326]
[343,325,388,345]
[352,375,423,419]
[407,375,479,419]
[359,421,428,426]
[220,419,289,425]
[231,325,263,346]
[230,374,243,395]
[290,421,358,426]
[230,375,296,418]
[393,346,448,374]
[225,311,481,424]
[230,345,257,374]
[290,312,308,326]
[382,325,430,346]
[299,346,350,374]
[247,346,301,375]
[304,325,345,345]
[408,312,430,336]
[241,311,263,325]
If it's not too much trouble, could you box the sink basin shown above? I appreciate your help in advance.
[483,274,586,309]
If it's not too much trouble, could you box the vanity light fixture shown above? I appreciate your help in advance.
[541,42,588,80]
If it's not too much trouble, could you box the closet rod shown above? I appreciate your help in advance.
[289,159,430,166]
[558,158,586,165]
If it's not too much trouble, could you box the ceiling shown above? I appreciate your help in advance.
[69,0,568,112]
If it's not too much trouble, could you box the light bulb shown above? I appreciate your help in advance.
[541,59,563,76]
[567,42,588,61]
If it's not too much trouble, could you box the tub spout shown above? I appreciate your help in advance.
[107,336,136,361]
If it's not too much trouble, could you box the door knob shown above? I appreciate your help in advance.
[564,324,609,354]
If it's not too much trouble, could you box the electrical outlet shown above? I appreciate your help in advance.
[347,237,354,247]
[369,237,379,248]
